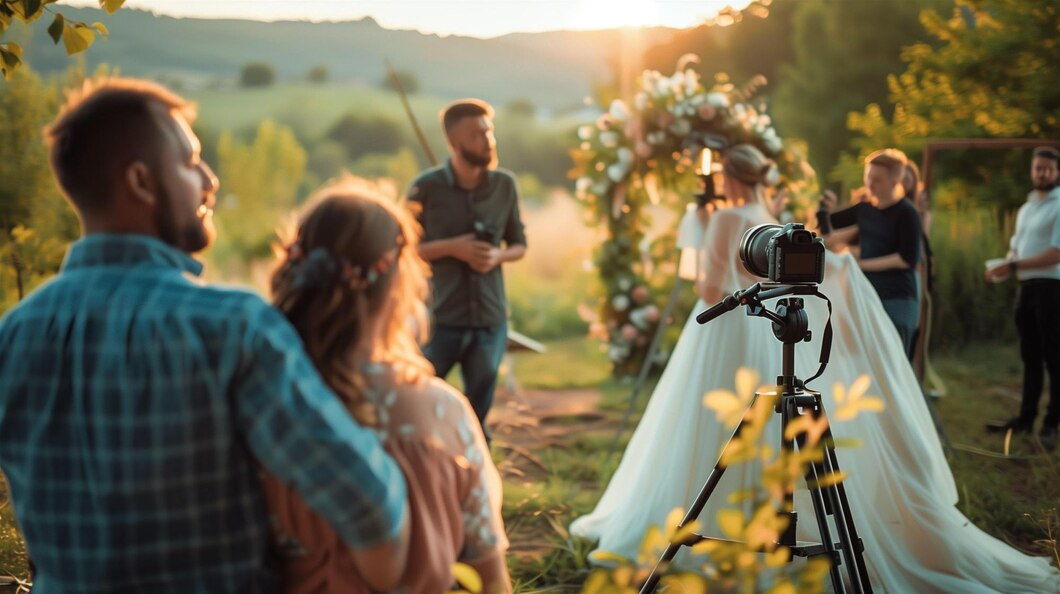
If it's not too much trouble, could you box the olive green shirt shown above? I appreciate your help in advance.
[407,160,526,327]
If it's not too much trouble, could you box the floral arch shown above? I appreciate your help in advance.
[570,56,816,375]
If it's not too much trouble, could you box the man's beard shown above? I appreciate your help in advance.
[155,186,211,254]
[460,146,493,168]
[1033,179,1058,192]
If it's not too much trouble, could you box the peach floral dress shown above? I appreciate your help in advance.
[261,362,507,593]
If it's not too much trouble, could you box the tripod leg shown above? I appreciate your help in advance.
[639,411,748,594]
[820,425,874,594]
[792,400,847,594]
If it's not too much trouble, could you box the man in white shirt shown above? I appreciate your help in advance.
[986,146,1060,447]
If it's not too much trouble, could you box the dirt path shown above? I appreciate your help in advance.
[486,386,617,562]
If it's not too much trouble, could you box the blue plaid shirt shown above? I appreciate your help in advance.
[0,234,407,593]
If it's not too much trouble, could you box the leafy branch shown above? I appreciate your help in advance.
[0,0,123,80]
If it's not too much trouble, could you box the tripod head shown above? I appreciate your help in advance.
[696,282,834,391]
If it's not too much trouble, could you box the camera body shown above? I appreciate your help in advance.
[739,223,825,284]
[473,219,497,244]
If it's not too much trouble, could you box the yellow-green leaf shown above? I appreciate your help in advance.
[91,20,108,35]
[716,508,744,539]
[0,42,22,61]
[21,0,43,20]
[765,545,791,568]
[0,42,23,78]
[451,563,482,594]
[691,538,721,554]
[101,0,124,14]
[735,366,760,399]
[47,11,63,44]
[671,518,701,545]
[591,550,632,565]
[0,43,23,80]
[807,470,847,489]
[62,23,95,55]
[659,573,707,593]
[766,580,797,594]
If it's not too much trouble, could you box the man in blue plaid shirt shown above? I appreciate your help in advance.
[0,79,409,592]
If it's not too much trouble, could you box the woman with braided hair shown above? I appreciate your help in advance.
[262,177,511,594]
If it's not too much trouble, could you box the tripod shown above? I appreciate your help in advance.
[639,283,874,594]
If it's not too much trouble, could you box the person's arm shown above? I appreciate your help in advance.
[858,252,911,272]
[824,225,859,251]
[470,177,528,274]
[817,192,860,249]
[1012,247,1060,270]
[234,304,410,588]
[419,233,486,263]
[986,248,1060,283]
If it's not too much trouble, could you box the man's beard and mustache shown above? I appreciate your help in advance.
[1033,178,1058,192]
[460,146,494,168]
[155,185,213,254]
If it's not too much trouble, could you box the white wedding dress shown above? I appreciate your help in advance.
[571,202,1060,593]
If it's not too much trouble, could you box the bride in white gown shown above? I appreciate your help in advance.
[570,145,1060,593]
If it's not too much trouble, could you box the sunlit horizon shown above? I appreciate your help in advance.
[60,0,754,38]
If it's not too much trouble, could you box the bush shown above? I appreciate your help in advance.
[239,62,275,88]
[325,112,409,161]
[306,65,329,84]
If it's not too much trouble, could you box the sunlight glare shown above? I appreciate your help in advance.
[578,0,660,30]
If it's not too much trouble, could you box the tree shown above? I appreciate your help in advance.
[239,61,275,88]
[845,0,1060,195]
[643,0,797,96]
[0,0,122,80]
[208,120,307,280]
[325,112,408,161]
[0,62,85,313]
[306,64,328,84]
[380,69,418,95]
[504,98,535,119]
[771,0,949,181]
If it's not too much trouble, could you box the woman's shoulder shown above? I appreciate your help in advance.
[367,369,486,455]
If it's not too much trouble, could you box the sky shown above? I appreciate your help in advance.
[61,0,754,38]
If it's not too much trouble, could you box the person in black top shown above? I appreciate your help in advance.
[817,148,922,359]
[405,99,527,444]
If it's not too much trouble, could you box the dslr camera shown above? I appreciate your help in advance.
[739,223,825,284]
[473,219,497,244]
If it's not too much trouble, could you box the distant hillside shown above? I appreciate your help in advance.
[16,8,676,110]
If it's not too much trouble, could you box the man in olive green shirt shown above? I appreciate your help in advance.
[406,99,526,443]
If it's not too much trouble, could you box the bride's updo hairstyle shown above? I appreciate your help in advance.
[722,144,777,187]
[720,144,778,209]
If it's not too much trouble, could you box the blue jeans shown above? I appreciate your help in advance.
[423,322,507,443]
[881,297,920,361]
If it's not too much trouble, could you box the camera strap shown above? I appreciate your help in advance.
[804,290,834,387]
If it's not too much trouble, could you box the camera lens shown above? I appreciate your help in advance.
[739,224,782,279]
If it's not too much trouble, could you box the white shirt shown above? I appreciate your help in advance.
[1011,186,1060,280]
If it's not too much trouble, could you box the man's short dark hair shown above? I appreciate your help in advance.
[1033,146,1060,163]
[440,99,494,135]
[43,78,196,214]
